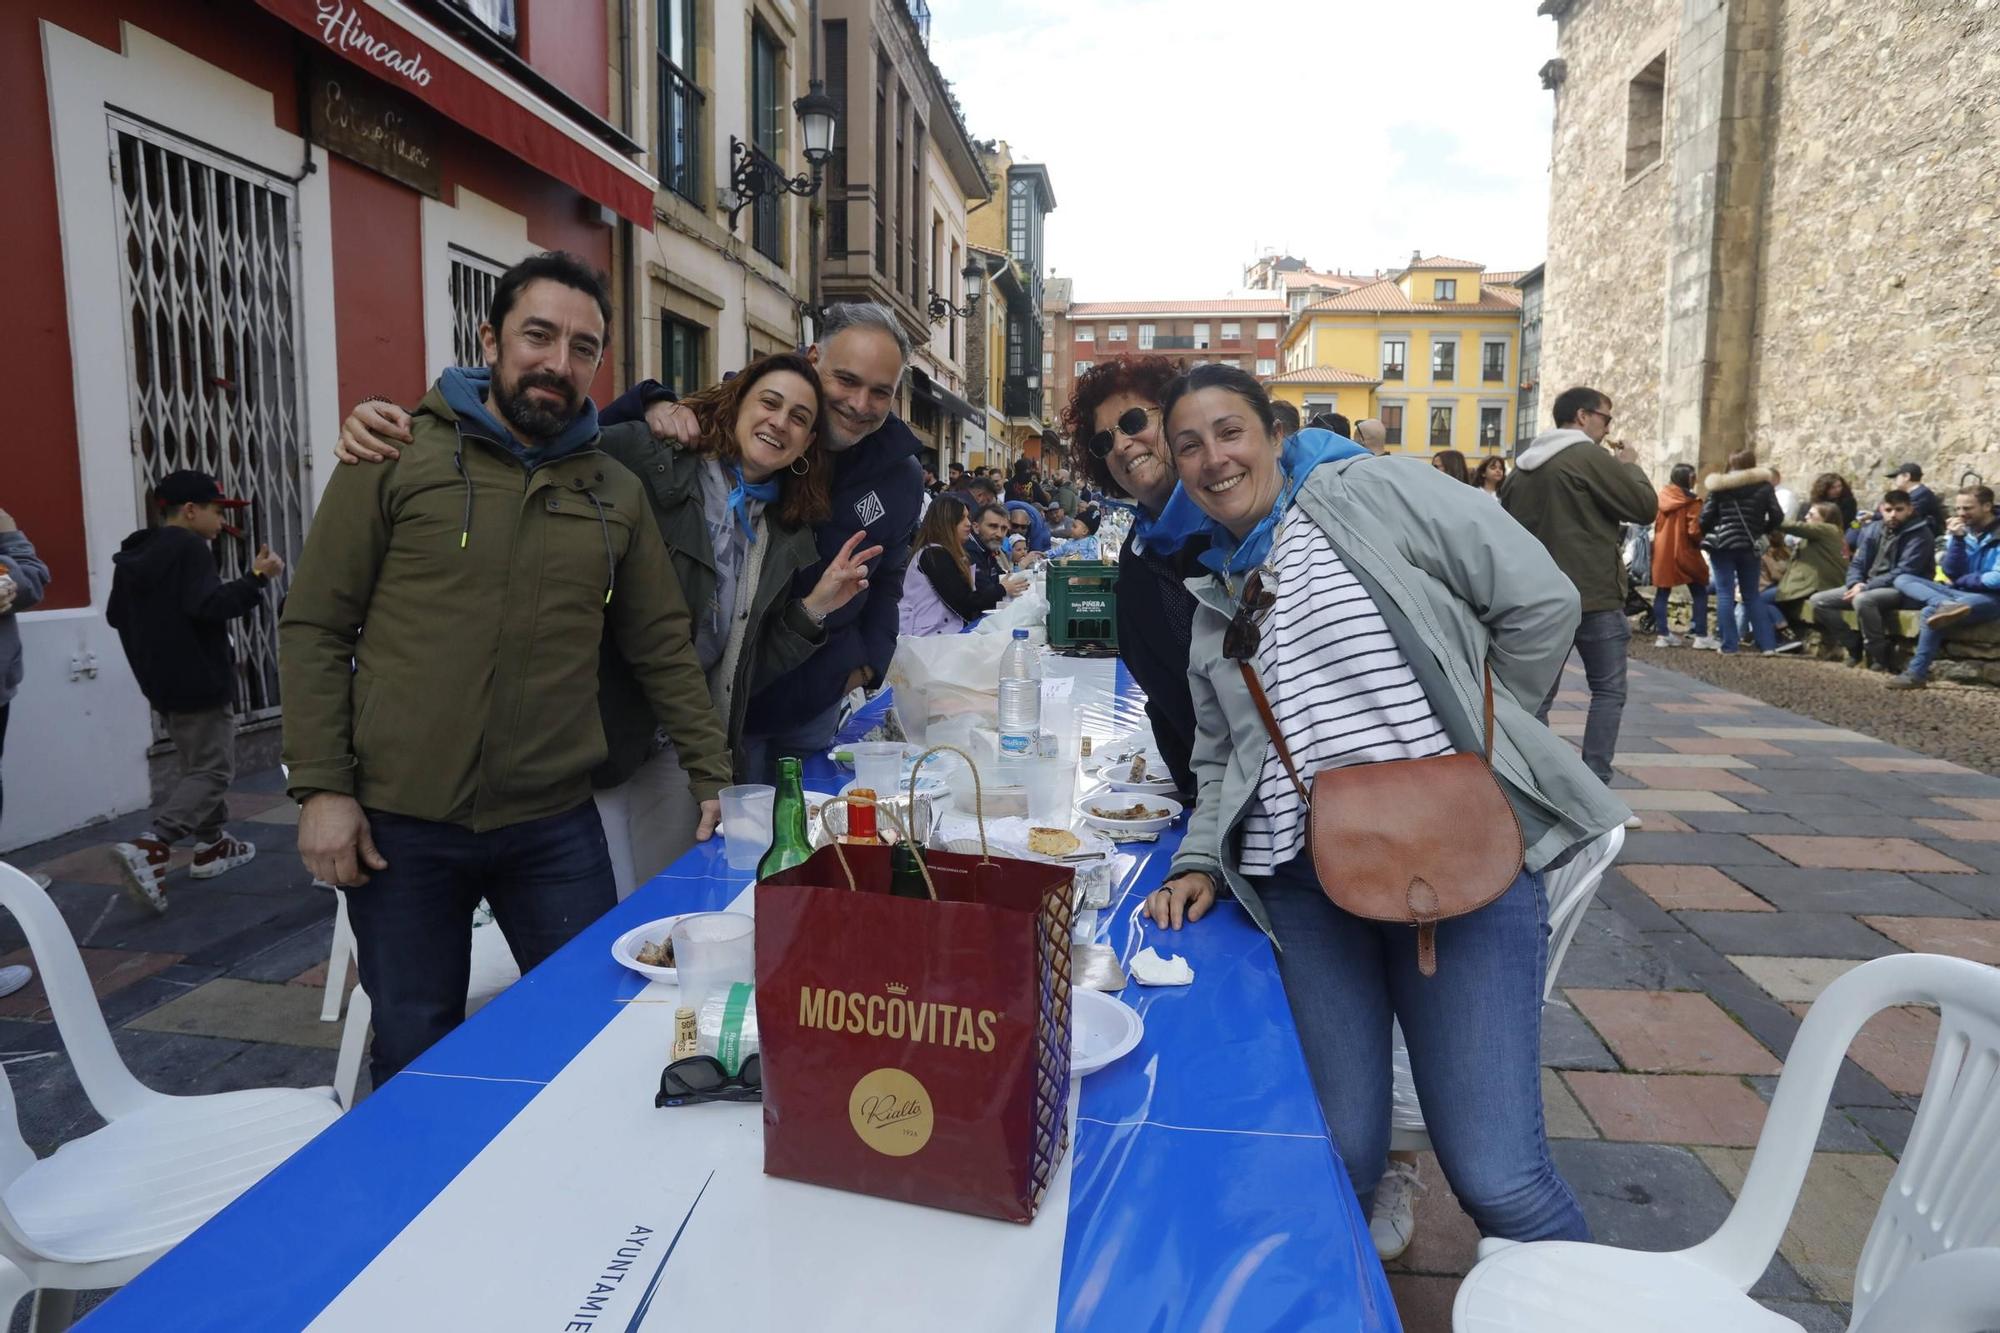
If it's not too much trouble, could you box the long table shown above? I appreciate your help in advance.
[83,659,1399,1332]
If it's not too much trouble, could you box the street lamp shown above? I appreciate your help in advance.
[727,81,839,230]
[926,259,985,324]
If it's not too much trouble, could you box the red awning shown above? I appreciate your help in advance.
[253,0,656,225]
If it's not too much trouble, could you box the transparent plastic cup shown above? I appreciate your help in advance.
[850,741,905,801]
[719,784,775,870]
[1022,755,1077,828]
[671,912,755,1013]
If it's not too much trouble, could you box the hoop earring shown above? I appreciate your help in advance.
[790,456,811,475]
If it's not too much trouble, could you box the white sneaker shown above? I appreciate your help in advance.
[1691,635,1721,651]
[190,833,256,880]
[1624,814,1645,829]
[1369,1158,1422,1262]
[111,837,172,914]
[0,966,31,1000]
[1654,633,1684,648]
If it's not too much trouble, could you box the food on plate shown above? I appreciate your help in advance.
[1127,754,1148,783]
[1028,826,1081,857]
[635,936,675,968]
[1096,800,1169,821]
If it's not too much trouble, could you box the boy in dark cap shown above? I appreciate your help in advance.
[106,470,285,911]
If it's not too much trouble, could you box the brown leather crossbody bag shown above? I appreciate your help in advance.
[1238,659,1524,976]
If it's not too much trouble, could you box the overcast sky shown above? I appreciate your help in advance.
[926,0,1558,301]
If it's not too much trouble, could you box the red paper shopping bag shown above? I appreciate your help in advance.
[755,838,1074,1223]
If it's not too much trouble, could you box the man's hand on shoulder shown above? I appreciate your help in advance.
[337,400,413,465]
[645,400,700,447]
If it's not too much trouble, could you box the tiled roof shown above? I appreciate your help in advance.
[1263,366,1382,385]
[1276,269,1373,292]
[1404,254,1485,271]
[1482,270,1530,286]
[1068,298,1288,316]
[1304,279,1521,315]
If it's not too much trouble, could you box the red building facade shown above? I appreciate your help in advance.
[3,2,655,845]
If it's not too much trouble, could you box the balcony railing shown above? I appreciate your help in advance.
[658,64,704,204]
[1003,381,1042,421]
[1153,335,1205,350]
[1483,367,1506,383]
[1383,364,1404,381]
[905,0,931,44]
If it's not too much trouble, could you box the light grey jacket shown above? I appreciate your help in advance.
[1168,455,1631,943]
[0,529,51,706]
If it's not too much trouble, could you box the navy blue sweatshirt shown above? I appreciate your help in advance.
[108,526,267,713]
[1114,525,1210,800]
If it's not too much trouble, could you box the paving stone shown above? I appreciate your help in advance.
[1677,911,1903,960]
[1693,691,1765,708]
[1696,1149,1898,1303]
[1750,835,1975,874]
[1743,1076,1882,1154]
[1629,810,1697,833]
[1729,956,1865,1005]
[0,946,183,1022]
[226,918,336,984]
[1563,1072,1769,1146]
[1621,865,1772,913]
[1547,720,1587,737]
[225,790,290,819]
[1661,736,1793,756]
[1549,1140,1813,1300]
[1619,767,1767,794]
[1839,755,1971,774]
[1672,811,1815,836]
[0,1017,59,1056]
[1785,812,1957,839]
[1568,989,1780,1074]
[1541,1000,1622,1071]
[1720,867,1979,918]
[1858,915,2000,966]
[1657,702,1752,716]
[1839,1104,1914,1158]
[1595,874,1684,932]
[1700,726,1881,744]
[1549,917,1701,991]
[1914,818,2000,842]
[1385,1274,1458,1333]
[1731,791,1956,818]
[1612,752,1752,769]
[125,978,345,1051]
[246,801,302,826]
[1902,837,2000,876]
[1618,832,1788,866]
[1937,797,2000,820]
[1786,1002,1937,1098]
[1903,770,2000,797]
[1617,789,1747,814]
[1912,872,2000,916]
[1543,1067,1597,1139]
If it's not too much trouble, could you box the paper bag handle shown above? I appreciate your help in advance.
[817,794,940,902]
[912,744,991,862]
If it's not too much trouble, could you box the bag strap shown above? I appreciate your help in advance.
[1238,658,1495,805]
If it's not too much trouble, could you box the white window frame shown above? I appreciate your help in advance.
[1193,322,1210,348]
[1430,336,1459,384]
[1480,337,1510,386]
[1220,321,1242,343]
[1427,399,1455,447]
[1255,357,1277,376]
[422,189,537,381]
[1434,278,1457,302]
[1256,321,1278,340]
[1074,359,1094,376]
[1107,324,1127,342]
[1478,401,1507,448]
[1138,323,1156,350]
[1378,398,1407,447]
[1075,324,1094,343]
[1380,334,1408,381]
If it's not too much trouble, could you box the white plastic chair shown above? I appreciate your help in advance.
[1452,952,2000,1333]
[318,891,354,1022]
[0,862,340,1330]
[1389,826,1625,1152]
[331,896,521,1108]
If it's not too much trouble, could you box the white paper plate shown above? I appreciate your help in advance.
[1071,988,1143,1076]
[610,915,689,983]
[1076,793,1183,837]
[1089,762,1178,796]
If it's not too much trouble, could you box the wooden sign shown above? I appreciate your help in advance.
[309,63,442,198]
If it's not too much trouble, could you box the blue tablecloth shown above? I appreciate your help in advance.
[83,666,1398,1332]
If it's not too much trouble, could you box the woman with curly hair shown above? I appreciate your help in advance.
[1803,471,1859,529]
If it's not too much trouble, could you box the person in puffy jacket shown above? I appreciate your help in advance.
[1651,464,1712,648]
[1699,450,1789,654]
[1886,484,2000,689]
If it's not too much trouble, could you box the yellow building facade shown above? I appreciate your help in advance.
[1275,257,1522,457]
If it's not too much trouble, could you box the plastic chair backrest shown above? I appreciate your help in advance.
[1682,953,2000,1310]
[1541,825,1623,1003]
[0,862,156,1122]
[1850,1246,2000,1333]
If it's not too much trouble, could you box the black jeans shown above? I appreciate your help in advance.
[345,800,616,1087]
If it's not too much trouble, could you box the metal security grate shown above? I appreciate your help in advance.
[109,115,308,726]
[448,247,505,368]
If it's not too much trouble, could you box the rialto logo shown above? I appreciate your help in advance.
[314,1,435,89]
[848,1066,934,1157]
[798,981,999,1051]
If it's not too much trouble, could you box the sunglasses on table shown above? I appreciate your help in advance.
[1087,406,1161,459]
[655,1053,762,1108]
[1221,570,1278,662]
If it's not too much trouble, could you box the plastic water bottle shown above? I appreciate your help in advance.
[997,629,1043,774]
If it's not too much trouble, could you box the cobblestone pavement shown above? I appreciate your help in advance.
[2,652,1994,1330]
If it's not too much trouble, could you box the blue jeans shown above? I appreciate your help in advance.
[1254,857,1590,1243]
[1710,547,1776,652]
[1735,586,1781,640]
[1652,585,1709,637]
[1895,576,2000,679]
[741,696,845,786]
[346,800,616,1087]
[1535,609,1627,783]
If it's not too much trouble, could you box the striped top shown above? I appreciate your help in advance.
[1235,517,1454,876]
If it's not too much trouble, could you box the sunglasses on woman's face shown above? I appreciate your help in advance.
[655,1053,762,1108]
[1088,406,1160,459]
[1222,571,1278,662]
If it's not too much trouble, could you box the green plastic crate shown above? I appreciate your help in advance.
[1046,561,1119,650]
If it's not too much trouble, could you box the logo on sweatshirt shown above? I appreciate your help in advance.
[854,491,886,526]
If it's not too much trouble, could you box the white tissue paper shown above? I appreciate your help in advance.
[1128,947,1194,987]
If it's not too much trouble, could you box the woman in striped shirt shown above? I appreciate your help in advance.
[1144,366,1628,1252]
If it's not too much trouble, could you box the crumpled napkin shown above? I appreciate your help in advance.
[1128,947,1194,987]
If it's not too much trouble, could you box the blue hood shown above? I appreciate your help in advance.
[439,366,602,466]
[1005,501,1052,552]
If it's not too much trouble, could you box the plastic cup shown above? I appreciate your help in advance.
[1022,755,1077,828]
[850,741,905,801]
[671,912,755,1012]
[719,784,775,870]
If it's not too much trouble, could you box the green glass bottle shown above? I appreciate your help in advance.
[757,756,815,880]
[888,839,930,901]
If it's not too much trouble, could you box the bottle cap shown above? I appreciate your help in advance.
[846,789,879,840]
[1013,628,1029,639]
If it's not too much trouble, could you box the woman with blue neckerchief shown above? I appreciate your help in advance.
[1143,364,1627,1249]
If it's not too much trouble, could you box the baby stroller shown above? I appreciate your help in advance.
[1622,523,1658,633]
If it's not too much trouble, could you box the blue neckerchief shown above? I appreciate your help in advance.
[438,366,601,466]
[1130,483,1208,555]
[1196,428,1371,577]
[727,465,781,543]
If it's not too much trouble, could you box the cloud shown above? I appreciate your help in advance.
[926,0,1555,298]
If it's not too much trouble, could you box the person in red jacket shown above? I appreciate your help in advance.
[1651,463,1714,649]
